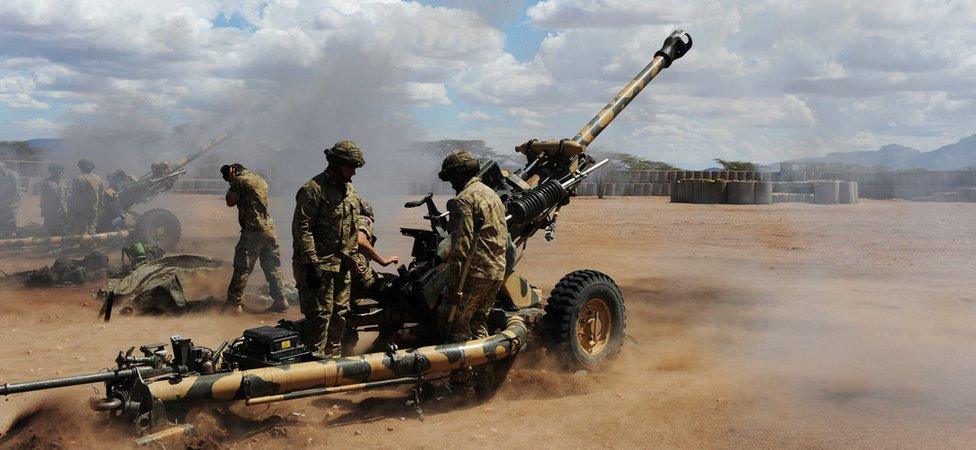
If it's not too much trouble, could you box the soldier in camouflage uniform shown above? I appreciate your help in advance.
[438,150,508,342]
[342,198,400,355]
[40,163,68,236]
[0,162,20,237]
[222,163,287,314]
[292,140,365,356]
[68,158,103,235]
[351,198,399,300]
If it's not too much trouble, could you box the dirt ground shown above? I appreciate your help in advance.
[1,194,975,448]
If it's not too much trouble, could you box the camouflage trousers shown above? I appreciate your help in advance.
[438,276,503,342]
[226,231,285,306]
[294,259,351,355]
[0,203,17,237]
[67,208,98,235]
[42,212,66,236]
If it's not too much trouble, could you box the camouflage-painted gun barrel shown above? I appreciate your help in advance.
[572,30,692,147]
[149,316,526,405]
[0,229,130,250]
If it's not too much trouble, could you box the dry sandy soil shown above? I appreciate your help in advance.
[1,194,975,448]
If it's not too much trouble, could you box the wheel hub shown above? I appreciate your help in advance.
[576,297,612,356]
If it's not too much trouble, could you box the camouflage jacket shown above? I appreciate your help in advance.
[227,170,276,234]
[69,173,103,213]
[349,201,375,273]
[40,175,68,218]
[447,176,507,282]
[292,171,360,271]
[0,168,20,205]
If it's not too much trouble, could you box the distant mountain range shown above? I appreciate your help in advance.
[791,134,976,170]
[25,139,63,151]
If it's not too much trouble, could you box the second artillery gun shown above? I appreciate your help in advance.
[0,133,229,252]
[0,31,692,441]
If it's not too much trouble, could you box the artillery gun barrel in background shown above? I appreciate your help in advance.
[115,132,231,212]
[136,132,230,181]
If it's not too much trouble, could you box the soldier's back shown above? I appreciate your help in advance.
[234,171,275,233]
[456,178,507,280]
[71,174,103,208]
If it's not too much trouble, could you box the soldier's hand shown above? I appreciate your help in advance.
[304,264,324,290]
[380,256,399,267]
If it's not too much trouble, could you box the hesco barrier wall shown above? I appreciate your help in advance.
[777,170,976,200]
[575,169,976,200]
[577,171,773,197]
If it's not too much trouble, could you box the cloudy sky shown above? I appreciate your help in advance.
[1,0,974,168]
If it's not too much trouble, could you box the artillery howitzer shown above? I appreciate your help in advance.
[0,133,229,252]
[0,31,691,440]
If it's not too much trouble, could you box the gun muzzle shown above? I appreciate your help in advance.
[572,29,693,147]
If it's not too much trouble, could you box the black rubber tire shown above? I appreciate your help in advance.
[134,208,182,249]
[544,269,626,371]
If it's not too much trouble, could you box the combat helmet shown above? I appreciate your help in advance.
[48,162,64,174]
[324,140,365,168]
[438,150,479,181]
[78,158,95,173]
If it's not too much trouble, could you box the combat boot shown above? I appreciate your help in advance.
[264,298,289,313]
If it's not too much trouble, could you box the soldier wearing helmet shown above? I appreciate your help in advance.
[438,150,508,342]
[221,163,288,315]
[350,198,399,299]
[341,197,401,355]
[68,158,104,235]
[0,161,21,237]
[292,140,366,356]
[40,163,68,235]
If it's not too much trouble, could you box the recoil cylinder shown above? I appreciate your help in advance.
[507,179,568,224]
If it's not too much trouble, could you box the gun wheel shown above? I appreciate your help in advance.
[134,208,182,250]
[577,297,612,356]
[545,269,625,370]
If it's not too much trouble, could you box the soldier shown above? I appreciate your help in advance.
[68,158,103,235]
[342,198,400,355]
[351,199,399,300]
[438,150,508,342]
[0,162,20,237]
[40,163,68,235]
[222,163,288,314]
[292,140,364,357]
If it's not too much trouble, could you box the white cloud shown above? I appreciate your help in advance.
[458,110,491,121]
[1,0,975,168]
[70,102,98,114]
[400,82,452,107]
[13,118,67,131]
[528,0,692,28]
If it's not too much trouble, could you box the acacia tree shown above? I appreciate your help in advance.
[587,148,680,198]
[714,158,758,172]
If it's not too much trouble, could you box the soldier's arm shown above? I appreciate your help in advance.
[291,186,319,265]
[448,198,474,269]
[225,179,242,207]
[356,231,398,266]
